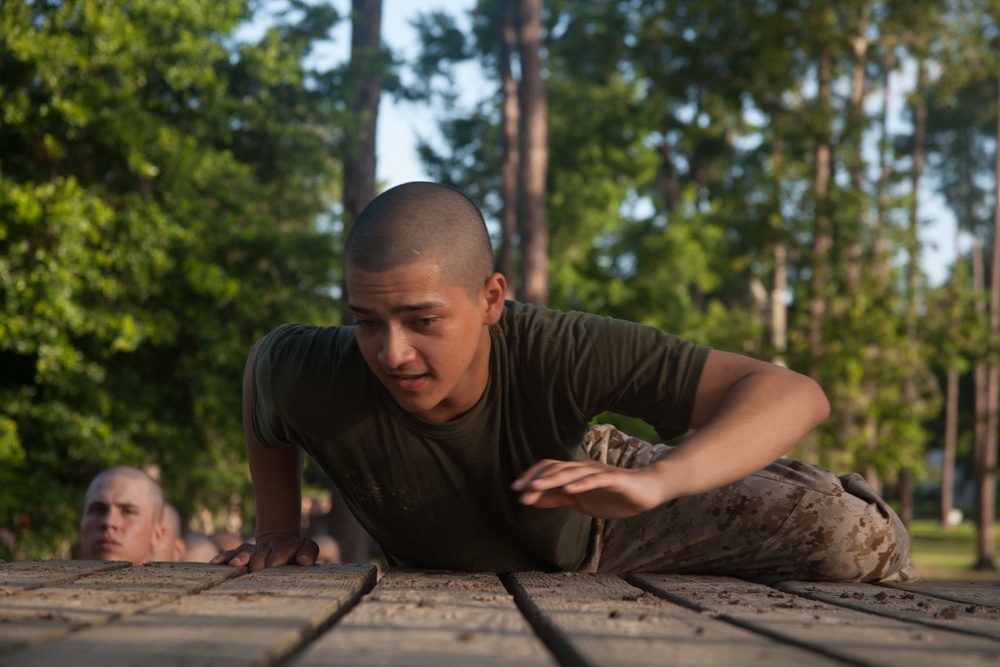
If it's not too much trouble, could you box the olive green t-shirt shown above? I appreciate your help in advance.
[251,301,709,572]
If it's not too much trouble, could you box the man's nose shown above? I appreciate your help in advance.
[379,326,415,368]
[100,509,121,529]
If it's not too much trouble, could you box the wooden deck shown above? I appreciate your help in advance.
[0,560,998,666]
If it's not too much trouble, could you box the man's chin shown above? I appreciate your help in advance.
[85,543,127,561]
[386,389,434,414]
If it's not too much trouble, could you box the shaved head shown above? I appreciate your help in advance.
[344,182,494,297]
[86,466,164,521]
[80,466,165,564]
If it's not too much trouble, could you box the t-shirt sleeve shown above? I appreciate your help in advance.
[562,311,710,441]
[250,323,313,449]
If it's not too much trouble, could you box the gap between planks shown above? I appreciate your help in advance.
[629,573,1000,667]
[0,563,376,667]
[288,569,557,667]
[504,571,850,667]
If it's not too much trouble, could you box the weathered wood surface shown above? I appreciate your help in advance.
[630,573,1000,667]
[777,580,1000,641]
[0,560,130,596]
[0,561,998,667]
[0,562,376,667]
[0,561,244,654]
[506,571,848,667]
[883,580,1000,608]
[290,569,556,667]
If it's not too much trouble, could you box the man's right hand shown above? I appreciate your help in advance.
[210,534,319,572]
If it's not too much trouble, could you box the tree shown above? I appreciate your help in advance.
[341,0,385,245]
[0,0,345,559]
[924,0,999,568]
[409,0,996,526]
[516,0,550,305]
[981,36,1000,568]
[331,0,386,564]
[497,0,520,294]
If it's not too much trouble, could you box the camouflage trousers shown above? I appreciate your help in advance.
[578,424,918,584]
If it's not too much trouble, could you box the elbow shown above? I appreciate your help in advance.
[801,374,831,426]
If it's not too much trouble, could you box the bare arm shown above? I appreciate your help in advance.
[212,339,318,570]
[650,349,830,497]
[512,349,830,518]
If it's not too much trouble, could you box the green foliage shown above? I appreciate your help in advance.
[0,0,347,559]
[5,0,999,557]
[412,0,995,495]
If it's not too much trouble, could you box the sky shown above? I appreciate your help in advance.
[255,0,958,286]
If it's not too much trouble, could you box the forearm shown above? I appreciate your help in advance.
[242,339,302,539]
[247,435,303,538]
[652,354,830,501]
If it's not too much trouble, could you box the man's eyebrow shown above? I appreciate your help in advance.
[347,301,444,315]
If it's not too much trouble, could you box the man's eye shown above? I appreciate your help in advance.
[354,319,379,330]
[414,317,439,328]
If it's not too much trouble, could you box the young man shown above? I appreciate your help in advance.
[80,466,165,564]
[215,181,915,583]
[151,502,187,562]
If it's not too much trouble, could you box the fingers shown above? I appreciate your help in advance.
[512,460,613,498]
[294,538,320,567]
[210,542,255,567]
[208,538,318,572]
[513,461,626,510]
[512,460,667,519]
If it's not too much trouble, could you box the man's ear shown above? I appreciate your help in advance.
[481,272,507,324]
[150,521,166,554]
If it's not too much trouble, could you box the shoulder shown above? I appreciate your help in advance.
[259,322,354,356]
[497,300,710,380]
[255,322,359,383]
[498,300,601,336]
[498,300,667,347]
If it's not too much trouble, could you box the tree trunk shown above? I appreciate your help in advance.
[342,0,383,246]
[976,69,1000,570]
[942,367,959,529]
[972,240,995,569]
[836,7,869,487]
[332,0,384,564]
[516,0,549,306]
[845,2,870,290]
[866,45,895,492]
[941,203,965,530]
[874,46,894,287]
[898,58,927,530]
[808,45,832,364]
[497,0,519,297]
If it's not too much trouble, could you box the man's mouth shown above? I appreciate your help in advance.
[97,537,121,550]
[388,373,429,391]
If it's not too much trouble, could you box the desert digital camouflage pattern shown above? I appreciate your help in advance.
[580,424,917,584]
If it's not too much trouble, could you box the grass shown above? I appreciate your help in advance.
[908,519,1000,580]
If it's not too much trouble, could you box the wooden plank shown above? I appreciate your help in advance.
[0,563,376,667]
[777,581,1000,642]
[506,572,848,667]
[630,574,1000,667]
[289,569,558,667]
[881,581,1000,609]
[0,560,131,597]
[0,561,244,656]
